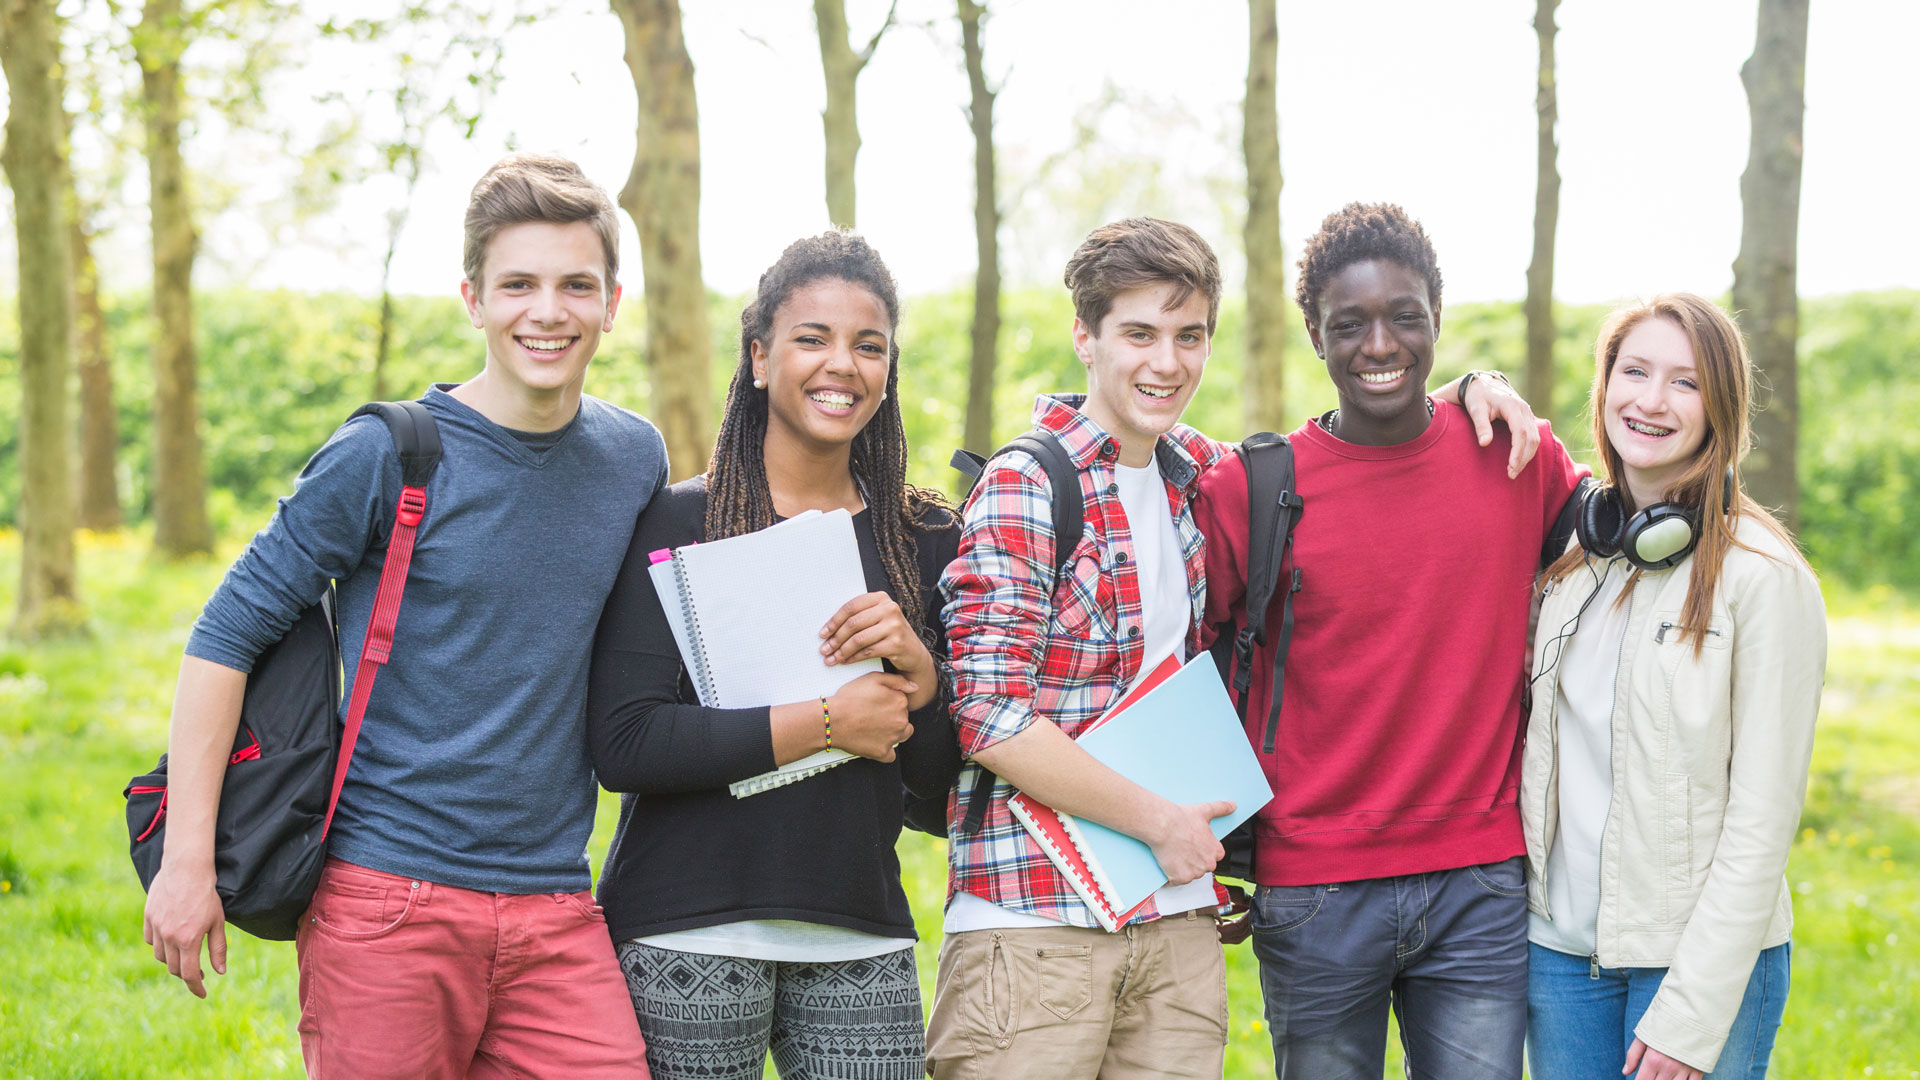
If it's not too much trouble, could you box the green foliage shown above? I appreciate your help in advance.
[0,288,1915,585]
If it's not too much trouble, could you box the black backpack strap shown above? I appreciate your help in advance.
[1233,433,1303,754]
[1542,476,1595,570]
[950,430,1085,836]
[350,400,443,489]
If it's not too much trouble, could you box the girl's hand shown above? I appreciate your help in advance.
[1624,1038,1703,1080]
[826,671,918,762]
[820,592,937,708]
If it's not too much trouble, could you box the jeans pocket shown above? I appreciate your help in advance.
[309,874,419,941]
[1468,857,1528,898]
[561,891,607,923]
[1251,884,1323,936]
[1034,944,1094,1021]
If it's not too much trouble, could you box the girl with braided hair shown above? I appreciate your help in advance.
[586,231,959,1080]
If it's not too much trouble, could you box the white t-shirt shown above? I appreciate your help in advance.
[1529,558,1631,958]
[632,920,914,963]
[945,458,1218,933]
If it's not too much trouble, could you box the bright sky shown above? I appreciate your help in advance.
[8,0,1919,307]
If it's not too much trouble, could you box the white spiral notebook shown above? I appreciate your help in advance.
[647,509,883,797]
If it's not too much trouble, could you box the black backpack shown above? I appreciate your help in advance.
[124,401,441,941]
[1205,433,1304,882]
[939,432,1084,837]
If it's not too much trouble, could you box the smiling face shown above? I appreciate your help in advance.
[1603,315,1709,510]
[460,221,620,403]
[750,278,893,456]
[1073,282,1211,466]
[1307,258,1440,445]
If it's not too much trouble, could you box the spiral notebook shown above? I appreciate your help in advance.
[648,509,883,797]
[1007,651,1273,931]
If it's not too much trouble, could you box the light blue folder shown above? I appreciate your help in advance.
[1066,654,1275,912]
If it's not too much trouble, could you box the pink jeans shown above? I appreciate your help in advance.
[295,857,649,1079]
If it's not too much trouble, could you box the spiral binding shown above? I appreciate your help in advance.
[670,550,719,705]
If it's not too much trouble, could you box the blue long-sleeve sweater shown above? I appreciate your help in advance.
[186,384,668,893]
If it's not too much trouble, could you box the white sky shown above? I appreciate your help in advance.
[7,0,1919,306]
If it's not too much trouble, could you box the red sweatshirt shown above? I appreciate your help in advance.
[1196,401,1583,886]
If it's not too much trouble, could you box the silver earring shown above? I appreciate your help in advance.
[879,390,887,401]
[752,378,766,389]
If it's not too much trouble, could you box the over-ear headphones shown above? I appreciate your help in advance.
[1574,468,1735,572]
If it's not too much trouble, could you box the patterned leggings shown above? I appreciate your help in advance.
[617,941,926,1080]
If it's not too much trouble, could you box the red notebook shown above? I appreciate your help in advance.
[1005,649,1184,931]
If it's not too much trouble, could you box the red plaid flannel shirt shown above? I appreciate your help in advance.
[938,394,1228,928]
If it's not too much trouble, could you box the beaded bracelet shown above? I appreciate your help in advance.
[821,697,833,748]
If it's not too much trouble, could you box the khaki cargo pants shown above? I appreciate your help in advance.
[925,910,1228,1079]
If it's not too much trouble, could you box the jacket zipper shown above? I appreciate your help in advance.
[1590,573,1636,979]
[1654,621,1724,644]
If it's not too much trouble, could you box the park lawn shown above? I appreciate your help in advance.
[0,532,1915,1078]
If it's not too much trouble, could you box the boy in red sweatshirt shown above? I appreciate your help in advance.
[1196,203,1583,1080]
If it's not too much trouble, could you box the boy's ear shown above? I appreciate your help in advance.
[1305,316,1324,359]
[603,283,623,332]
[1071,317,1095,366]
[460,279,484,329]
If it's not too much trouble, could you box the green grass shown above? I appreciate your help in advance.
[1,534,1915,1077]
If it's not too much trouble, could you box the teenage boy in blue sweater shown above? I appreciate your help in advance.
[141,154,666,1077]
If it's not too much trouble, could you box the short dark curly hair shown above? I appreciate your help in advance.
[1294,202,1442,327]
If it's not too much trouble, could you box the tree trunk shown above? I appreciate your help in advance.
[73,218,124,531]
[1242,0,1285,434]
[612,0,712,482]
[139,0,213,556]
[1732,0,1809,529]
[1524,0,1561,416]
[2,0,85,637]
[815,0,859,228]
[374,236,398,402]
[959,0,1000,457]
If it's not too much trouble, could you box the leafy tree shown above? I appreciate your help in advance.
[958,0,999,455]
[813,0,897,228]
[1733,0,1811,527]
[612,0,712,481]
[2,0,85,636]
[1242,0,1284,433]
[316,4,531,402]
[1524,0,1560,417]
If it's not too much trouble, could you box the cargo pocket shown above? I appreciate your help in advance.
[1034,944,1094,1021]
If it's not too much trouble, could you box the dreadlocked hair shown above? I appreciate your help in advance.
[705,230,949,628]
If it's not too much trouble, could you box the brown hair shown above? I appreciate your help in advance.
[707,231,947,628]
[1063,217,1223,335]
[1544,293,1801,653]
[462,154,620,288]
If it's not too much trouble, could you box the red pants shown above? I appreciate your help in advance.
[295,857,648,1079]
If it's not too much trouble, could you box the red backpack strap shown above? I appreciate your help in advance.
[322,401,440,840]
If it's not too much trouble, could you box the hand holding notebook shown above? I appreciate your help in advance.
[647,508,888,796]
[1008,652,1274,930]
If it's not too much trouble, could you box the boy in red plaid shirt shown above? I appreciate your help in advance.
[925,218,1236,1079]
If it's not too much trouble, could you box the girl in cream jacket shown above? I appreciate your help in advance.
[1520,294,1825,1080]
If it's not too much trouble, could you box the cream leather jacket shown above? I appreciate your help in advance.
[1520,514,1825,1072]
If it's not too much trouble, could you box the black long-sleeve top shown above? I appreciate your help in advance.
[587,477,962,943]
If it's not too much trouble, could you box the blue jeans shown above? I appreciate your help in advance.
[1526,941,1790,1079]
[1249,857,1530,1080]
